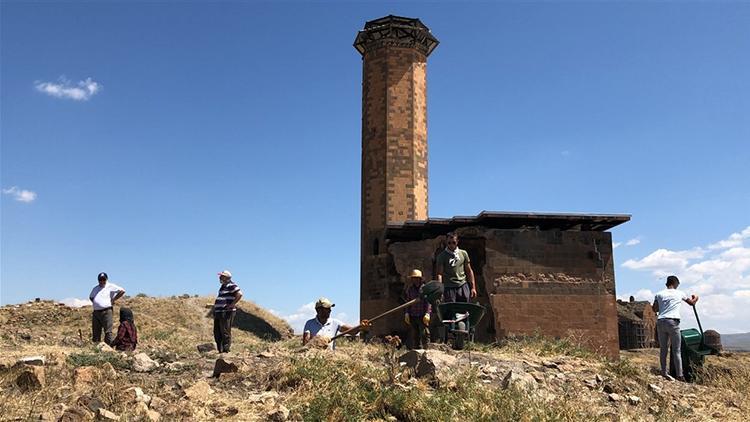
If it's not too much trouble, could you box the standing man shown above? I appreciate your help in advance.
[214,270,243,353]
[653,275,699,381]
[89,272,125,345]
[435,232,477,302]
[404,269,431,350]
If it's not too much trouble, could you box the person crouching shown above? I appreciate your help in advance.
[112,307,138,352]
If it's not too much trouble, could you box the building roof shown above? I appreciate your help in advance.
[385,211,630,241]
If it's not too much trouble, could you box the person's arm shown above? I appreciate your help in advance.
[302,331,311,345]
[466,261,477,298]
[435,255,444,283]
[112,289,125,304]
[89,288,96,302]
[652,299,659,314]
[229,290,243,309]
[684,294,699,306]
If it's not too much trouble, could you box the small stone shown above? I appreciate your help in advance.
[16,355,45,366]
[39,403,67,421]
[96,342,114,352]
[608,393,621,402]
[15,365,45,391]
[648,405,660,415]
[149,396,168,413]
[101,362,117,378]
[132,353,159,372]
[595,374,604,383]
[628,395,641,405]
[258,351,275,358]
[267,405,290,422]
[184,380,213,401]
[648,383,662,394]
[502,368,537,391]
[197,343,215,353]
[212,358,239,377]
[603,383,615,394]
[96,408,119,420]
[125,386,144,402]
[74,366,97,388]
[542,360,559,369]
[583,379,598,389]
[59,406,93,422]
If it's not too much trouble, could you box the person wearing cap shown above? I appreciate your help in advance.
[652,275,699,381]
[404,269,431,350]
[88,272,126,345]
[436,232,477,302]
[302,298,368,349]
[214,270,243,353]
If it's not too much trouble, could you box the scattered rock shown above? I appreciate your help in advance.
[595,374,604,383]
[59,406,93,422]
[39,403,68,421]
[74,366,97,388]
[184,380,213,401]
[267,405,290,422]
[648,405,660,415]
[258,351,275,358]
[198,342,216,353]
[16,355,45,366]
[15,365,45,391]
[96,342,114,353]
[603,383,616,394]
[96,408,119,421]
[583,379,598,389]
[132,353,159,372]
[136,401,160,421]
[213,358,239,377]
[608,393,622,402]
[165,361,185,372]
[628,395,641,405]
[648,383,662,394]
[149,396,169,414]
[78,395,105,413]
[542,360,559,369]
[101,362,117,378]
[501,368,537,391]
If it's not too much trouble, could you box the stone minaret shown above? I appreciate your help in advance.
[354,16,439,325]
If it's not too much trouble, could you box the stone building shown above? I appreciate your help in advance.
[617,297,658,349]
[354,16,629,359]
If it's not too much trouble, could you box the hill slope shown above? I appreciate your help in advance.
[0,298,747,421]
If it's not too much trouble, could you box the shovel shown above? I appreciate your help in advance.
[330,280,444,341]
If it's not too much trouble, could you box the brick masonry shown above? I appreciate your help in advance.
[357,19,433,323]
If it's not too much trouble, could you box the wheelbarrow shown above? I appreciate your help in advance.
[669,304,721,382]
[437,302,485,350]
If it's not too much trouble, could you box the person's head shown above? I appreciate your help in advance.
[217,270,232,284]
[666,275,680,289]
[315,297,335,322]
[119,307,134,323]
[446,233,459,251]
[408,269,423,286]
[97,272,108,287]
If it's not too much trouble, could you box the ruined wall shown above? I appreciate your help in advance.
[374,226,620,359]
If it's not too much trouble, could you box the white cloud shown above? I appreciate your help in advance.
[625,238,641,246]
[2,186,37,203]
[59,297,91,308]
[613,242,622,249]
[278,302,357,334]
[35,77,101,101]
[621,226,750,333]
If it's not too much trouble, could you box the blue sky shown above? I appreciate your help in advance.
[2,1,748,334]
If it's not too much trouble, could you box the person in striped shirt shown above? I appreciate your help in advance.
[213,270,243,353]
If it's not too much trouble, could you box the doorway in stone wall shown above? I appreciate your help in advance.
[434,236,496,343]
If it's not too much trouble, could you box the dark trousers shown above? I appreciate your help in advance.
[92,308,114,344]
[214,311,235,352]
[443,283,470,303]
[407,317,429,350]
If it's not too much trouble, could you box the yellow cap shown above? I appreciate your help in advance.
[408,269,423,279]
[315,297,335,309]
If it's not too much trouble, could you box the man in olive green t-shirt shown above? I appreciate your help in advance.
[435,232,477,302]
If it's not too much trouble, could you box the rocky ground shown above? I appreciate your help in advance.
[0,297,747,421]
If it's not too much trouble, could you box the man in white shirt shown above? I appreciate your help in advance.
[652,275,698,381]
[302,297,369,350]
[89,272,126,345]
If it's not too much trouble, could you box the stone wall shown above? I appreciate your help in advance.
[365,226,620,359]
